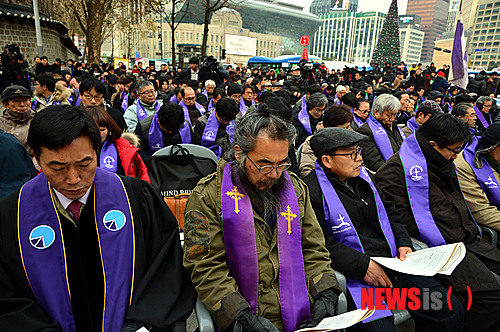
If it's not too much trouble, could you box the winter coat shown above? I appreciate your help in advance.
[431,76,450,92]
[467,75,487,95]
[374,132,500,293]
[114,135,150,183]
[356,120,404,172]
[0,108,35,151]
[32,83,72,112]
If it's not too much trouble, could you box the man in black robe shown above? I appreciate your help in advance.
[0,105,195,331]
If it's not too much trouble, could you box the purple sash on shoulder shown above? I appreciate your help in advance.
[463,139,500,208]
[334,95,341,105]
[221,163,310,332]
[200,111,219,158]
[18,168,135,332]
[406,117,419,132]
[67,95,74,104]
[474,106,491,129]
[148,113,164,153]
[31,99,38,111]
[179,121,192,144]
[398,134,446,246]
[137,100,160,123]
[207,98,215,111]
[315,162,395,323]
[366,114,405,162]
[298,106,312,136]
[301,95,307,111]
[121,94,129,113]
[169,94,178,104]
[74,96,81,107]
[179,100,206,125]
[239,98,256,117]
[351,110,364,128]
[100,139,118,173]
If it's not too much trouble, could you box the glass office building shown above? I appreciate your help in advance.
[312,11,386,63]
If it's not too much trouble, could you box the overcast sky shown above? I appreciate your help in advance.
[284,0,409,14]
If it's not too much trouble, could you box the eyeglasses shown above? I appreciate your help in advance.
[184,97,195,101]
[82,94,104,101]
[310,106,326,114]
[139,90,155,95]
[482,104,492,109]
[328,147,363,160]
[244,153,291,174]
[444,145,465,156]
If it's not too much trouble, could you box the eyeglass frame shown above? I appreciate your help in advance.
[82,94,104,101]
[327,147,363,160]
[443,145,465,156]
[139,89,156,95]
[244,152,291,174]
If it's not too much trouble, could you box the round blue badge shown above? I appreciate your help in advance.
[103,210,127,232]
[29,225,56,250]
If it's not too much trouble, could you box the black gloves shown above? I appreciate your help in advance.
[121,320,150,332]
[299,289,338,328]
[233,308,280,332]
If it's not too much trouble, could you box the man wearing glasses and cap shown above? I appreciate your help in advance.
[183,112,341,332]
[303,127,463,332]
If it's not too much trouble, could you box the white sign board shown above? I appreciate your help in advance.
[225,34,257,56]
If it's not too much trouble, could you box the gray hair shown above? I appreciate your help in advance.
[372,93,401,115]
[336,85,346,93]
[477,96,494,105]
[309,92,328,109]
[233,112,295,157]
[205,80,216,87]
[451,103,474,117]
[136,80,154,93]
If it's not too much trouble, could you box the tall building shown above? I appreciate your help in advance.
[406,0,449,63]
[446,0,461,32]
[399,15,425,64]
[310,0,359,15]
[462,0,481,29]
[178,0,322,54]
[312,11,386,63]
[469,0,500,69]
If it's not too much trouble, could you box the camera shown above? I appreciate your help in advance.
[200,56,220,74]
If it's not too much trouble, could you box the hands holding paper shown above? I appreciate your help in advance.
[397,246,413,261]
[364,260,392,288]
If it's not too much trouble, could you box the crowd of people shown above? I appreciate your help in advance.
[1,54,500,332]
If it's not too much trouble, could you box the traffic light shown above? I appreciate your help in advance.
[221,49,226,59]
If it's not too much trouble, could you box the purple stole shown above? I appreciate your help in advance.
[351,110,364,128]
[169,94,178,104]
[201,111,234,158]
[239,98,256,117]
[100,139,118,173]
[179,100,206,125]
[121,94,130,113]
[334,95,341,105]
[18,168,135,332]
[315,163,395,323]
[74,96,81,106]
[366,114,406,161]
[31,99,38,111]
[406,117,419,132]
[301,95,307,111]
[398,134,448,246]
[463,139,500,208]
[149,114,191,152]
[298,106,313,136]
[474,106,491,129]
[221,163,310,332]
[203,89,215,110]
[136,100,160,123]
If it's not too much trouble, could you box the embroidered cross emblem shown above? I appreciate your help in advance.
[280,205,297,235]
[225,186,244,214]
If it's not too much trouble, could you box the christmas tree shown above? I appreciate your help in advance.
[370,0,401,66]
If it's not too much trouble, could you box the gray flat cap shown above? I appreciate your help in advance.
[310,127,368,158]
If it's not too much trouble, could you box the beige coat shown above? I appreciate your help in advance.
[456,152,500,231]
[32,82,71,112]
[0,108,36,151]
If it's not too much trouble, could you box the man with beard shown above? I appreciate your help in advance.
[183,112,341,332]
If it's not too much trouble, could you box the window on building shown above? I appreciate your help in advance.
[216,35,218,42]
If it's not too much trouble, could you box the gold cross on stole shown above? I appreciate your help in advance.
[280,205,297,235]
[226,186,245,214]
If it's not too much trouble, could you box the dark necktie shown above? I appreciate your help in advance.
[67,200,83,222]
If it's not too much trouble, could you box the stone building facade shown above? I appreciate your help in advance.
[0,2,80,64]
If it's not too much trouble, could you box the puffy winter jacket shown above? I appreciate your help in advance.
[467,75,486,95]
